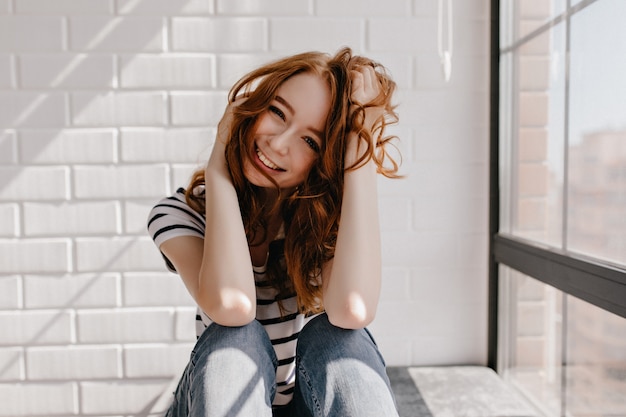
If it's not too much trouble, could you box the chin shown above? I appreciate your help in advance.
[242,167,275,190]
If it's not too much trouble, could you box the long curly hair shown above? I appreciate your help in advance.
[185,47,400,315]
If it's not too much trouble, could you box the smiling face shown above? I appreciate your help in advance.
[243,72,332,193]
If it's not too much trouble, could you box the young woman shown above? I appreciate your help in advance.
[148,48,401,417]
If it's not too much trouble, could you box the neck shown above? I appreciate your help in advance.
[256,187,286,231]
[260,185,296,202]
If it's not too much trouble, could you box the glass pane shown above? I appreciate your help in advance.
[498,266,562,417]
[567,0,626,266]
[500,0,566,49]
[510,22,566,246]
[565,295,626,416]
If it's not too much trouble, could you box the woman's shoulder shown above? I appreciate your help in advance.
[147,187,205,246]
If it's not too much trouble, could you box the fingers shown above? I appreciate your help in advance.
[217,96,247,142]
[350,65,380,104]
[351,70,365,102]
[362,66,375,96]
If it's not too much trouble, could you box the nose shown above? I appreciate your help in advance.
[268,130,291,156]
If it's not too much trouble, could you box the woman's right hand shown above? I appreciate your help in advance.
[199,96,256,327]
[206,97,244,174]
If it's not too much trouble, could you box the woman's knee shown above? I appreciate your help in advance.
[181,321,278,416]
[293,314,398,416]
[192,320,276,368]
[296,313,383,365]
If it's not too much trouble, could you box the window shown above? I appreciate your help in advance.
[498,266,626,416]
[493,0,626,415]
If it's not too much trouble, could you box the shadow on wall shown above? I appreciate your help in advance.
[0,2,216,415]
[0,240,135,376]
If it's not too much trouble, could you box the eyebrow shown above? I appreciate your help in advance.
[275,95,324,140]
[275,95,294,114]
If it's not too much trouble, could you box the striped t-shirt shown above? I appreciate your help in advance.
[147,188,315,406]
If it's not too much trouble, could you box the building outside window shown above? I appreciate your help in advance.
[495,0,626,415]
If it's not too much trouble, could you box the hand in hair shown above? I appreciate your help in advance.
[199,96,257,326]
[350,65,381,104]
[206,97,245,177]
[323,65,388,329]
[346,65,385,167]
[351,65,386,134]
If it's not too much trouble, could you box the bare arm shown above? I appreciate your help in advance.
[160,235,203,301]
[322,66,385,329]
[162,102,256,327]
[198,102,256,326]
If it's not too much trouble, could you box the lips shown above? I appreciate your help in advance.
[256,148,285,171]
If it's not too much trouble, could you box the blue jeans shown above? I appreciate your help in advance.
[165,314,399,417]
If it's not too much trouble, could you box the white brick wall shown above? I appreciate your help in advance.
[172,17,268,52]
[69,17,165,52]
[0,16,65,51]
[0,92,66,127]
[20,54,116,89]
[71,91,167,126]
[0,54,13,87]
[118,0,214,16]
[119,54,215,88]
[23,273,119,308]
[0,0,490,415]
[26,345,122,379]
[20,129,117,164]
[0,204,19,236]
[15,0,113,15]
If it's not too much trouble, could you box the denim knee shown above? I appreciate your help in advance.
[292,314,398,417]
[182,320,278,417]
[296,313,384,365]
[191,319,278,368]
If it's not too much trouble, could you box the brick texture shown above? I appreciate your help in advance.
[19,129,117,164]
[0,16,64,52]
[26,345,122,379]
[0,275,21,310]
[23,273,119,308]
[0,239,71,273]
[171,17,267,52]
[119,54,215,88]
[0,54,12,87]
[0,347,24,380]
[71,91,167,126]
[270,18,363,52]
[15,0,113,15]
[0,92,66,127]
[0,204,18,237]
[117,0,214,16]
[20,54,115,89]
[0,1,490,415]
[0,383,77,416]
[69,17,165,52]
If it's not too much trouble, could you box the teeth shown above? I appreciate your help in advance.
[256,149,281,170]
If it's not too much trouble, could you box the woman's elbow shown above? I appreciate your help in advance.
[326,295,377,330]
[327,309,376,330]
[197,288,256,327]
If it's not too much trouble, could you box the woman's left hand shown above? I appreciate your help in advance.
[347,66,385,164]
[326,65,385,328]
[352,66,386,129]
[350,65,381,105]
